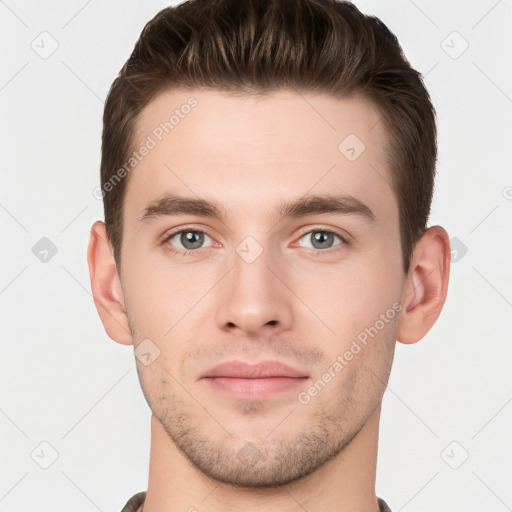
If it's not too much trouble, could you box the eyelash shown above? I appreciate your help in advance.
[160,226,350,257]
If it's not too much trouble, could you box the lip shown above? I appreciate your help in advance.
[200,360,309,400]
[201,360,307,379]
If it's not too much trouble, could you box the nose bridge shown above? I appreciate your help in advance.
[231,232,280,303]
[215,232,293,333]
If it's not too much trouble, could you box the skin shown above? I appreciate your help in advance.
[87,89,450,512]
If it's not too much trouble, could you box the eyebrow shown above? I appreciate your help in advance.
[138,193,376,224]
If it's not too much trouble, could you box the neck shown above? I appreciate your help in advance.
[141,406,382,512]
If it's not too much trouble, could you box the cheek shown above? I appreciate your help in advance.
[292,254,402,341]
[135,356,177,412]
[121,247,211,336]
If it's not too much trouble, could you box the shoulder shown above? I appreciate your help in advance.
[378,496,392,512]
[120,491,146,512]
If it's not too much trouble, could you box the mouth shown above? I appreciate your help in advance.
[200,360,309,400]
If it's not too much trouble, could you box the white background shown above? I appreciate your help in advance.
[1,1,511,511]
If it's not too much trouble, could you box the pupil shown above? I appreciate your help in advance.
[182,231,204,249]
[312,231,333,249]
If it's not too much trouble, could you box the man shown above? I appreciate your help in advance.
[87,0,451,510]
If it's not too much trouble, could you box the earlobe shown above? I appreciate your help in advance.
[87,220,133,346]
[396,226,451,344]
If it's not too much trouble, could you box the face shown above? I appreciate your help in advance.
[119,88,406,487]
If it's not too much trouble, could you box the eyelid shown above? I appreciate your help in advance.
[292,225,351,248]
[160,225,219,249]
[160,224,351,254]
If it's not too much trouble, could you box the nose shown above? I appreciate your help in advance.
[215,240,294,337]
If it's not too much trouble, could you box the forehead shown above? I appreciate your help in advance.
[125,88,396,226]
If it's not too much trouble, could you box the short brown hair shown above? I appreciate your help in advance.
[100,0,437,275]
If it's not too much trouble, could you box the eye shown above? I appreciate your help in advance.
[161,227,348,256]
[296,229,347,251]
[164,229,215,252]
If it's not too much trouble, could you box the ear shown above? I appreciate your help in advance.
[87,220,133,345]
[396,225,451,344]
